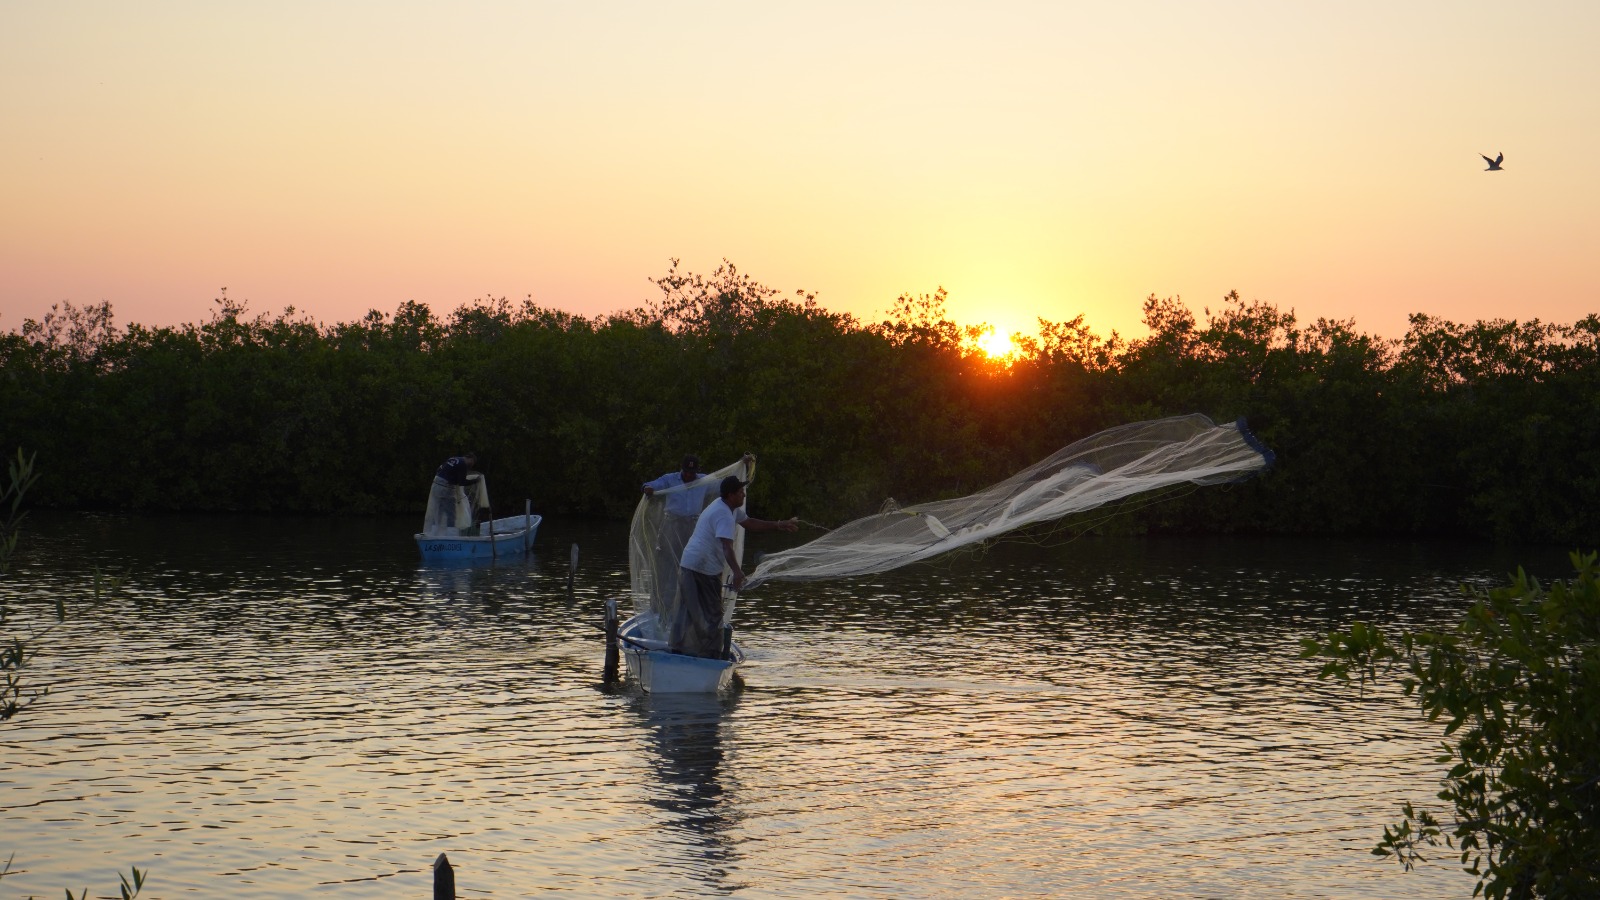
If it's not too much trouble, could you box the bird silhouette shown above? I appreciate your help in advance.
[1482,152,1504,171]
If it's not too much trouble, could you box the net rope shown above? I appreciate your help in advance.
[745,414,1274,589]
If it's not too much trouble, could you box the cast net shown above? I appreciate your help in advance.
[629,456,756,622]
[421,474,491,537]
[745,414,1273,589]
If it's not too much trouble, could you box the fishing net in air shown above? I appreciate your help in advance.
[745,414,1273,589]
[629,455,756,621]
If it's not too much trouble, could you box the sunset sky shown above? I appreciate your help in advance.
[4,1,1597,347]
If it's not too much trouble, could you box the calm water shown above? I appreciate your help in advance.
[0,513,1574,898]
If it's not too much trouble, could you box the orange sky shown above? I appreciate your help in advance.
[4,2,1597,346]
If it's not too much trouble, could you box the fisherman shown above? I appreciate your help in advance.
[642,454,731,619]
[424,452,480,536]
[643,454,716,532]
[672,474,797,658]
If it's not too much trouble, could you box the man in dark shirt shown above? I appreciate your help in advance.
[436,453,477,486]
[425,452,479,535]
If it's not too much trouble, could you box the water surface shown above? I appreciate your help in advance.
[0,513,1571,898]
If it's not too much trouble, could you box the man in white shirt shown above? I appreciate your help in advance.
[673,475,798,657]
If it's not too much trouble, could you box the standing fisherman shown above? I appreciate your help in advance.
[643,455,717,550]
[424,452,483,536]
[641,455,719,613]
[673,475,797,657]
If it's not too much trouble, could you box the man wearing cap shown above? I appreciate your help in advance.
[643,455,714,516]
[672,475,798,658]
[641,455,717,615]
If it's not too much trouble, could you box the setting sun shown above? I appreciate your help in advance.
[976,327,1017,359]
[970,317,1032,360]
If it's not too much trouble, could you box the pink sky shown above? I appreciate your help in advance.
[4,1,1597,347]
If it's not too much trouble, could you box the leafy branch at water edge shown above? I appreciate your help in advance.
[2,450,123,721]
[2,449,43,721]
[1,449,40,575]
[56,864,146,900]
[1301,553,1600,899]
[2,452,144,897]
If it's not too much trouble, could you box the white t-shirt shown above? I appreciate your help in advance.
[680,499,748,576]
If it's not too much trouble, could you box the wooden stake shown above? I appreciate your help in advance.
[432,853,456,899]
[603,598,619,684]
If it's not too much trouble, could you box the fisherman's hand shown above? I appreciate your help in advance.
[781,517,799,533]
[643,486,655,496]
[730,570,746,591]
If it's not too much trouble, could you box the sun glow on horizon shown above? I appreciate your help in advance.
[972,321,1027,360]
[3,4,1597,343]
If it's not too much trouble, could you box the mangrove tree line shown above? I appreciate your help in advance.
[3,261,1597,545]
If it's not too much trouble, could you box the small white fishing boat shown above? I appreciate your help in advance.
[617,610,743,694]
[415,511,541,562]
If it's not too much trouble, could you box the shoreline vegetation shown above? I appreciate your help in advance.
[2,261,1597,545]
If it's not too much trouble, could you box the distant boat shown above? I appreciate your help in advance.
[416,505,541,563]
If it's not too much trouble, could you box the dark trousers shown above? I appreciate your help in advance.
[671,568,723,658]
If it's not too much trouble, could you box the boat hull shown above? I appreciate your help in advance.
[619,612,741,693]
[416,514,541,562]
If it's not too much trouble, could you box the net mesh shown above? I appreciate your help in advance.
[629,456,756,622]
[745,414,1273,589]
[421,474,490,536]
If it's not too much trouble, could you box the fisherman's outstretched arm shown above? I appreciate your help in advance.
[740,517,799,533]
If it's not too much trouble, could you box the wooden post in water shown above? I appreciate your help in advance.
[603,598,619,683]
[432,852,456,899]
[567,543,579,596]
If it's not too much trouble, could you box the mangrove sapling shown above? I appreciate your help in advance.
[1301,553,1600,899]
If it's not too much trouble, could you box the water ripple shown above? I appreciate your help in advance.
[3,515,1570,897]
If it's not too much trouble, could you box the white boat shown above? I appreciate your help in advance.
[415,512,541,563]
[616,456,757,694]
[617,610,744,694]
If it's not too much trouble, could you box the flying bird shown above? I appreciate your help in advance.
[1482,152,1504,171]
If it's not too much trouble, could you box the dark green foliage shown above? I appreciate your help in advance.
[0,450,39,577]
[2,271,1598,543]
[1302,554,1600,899]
